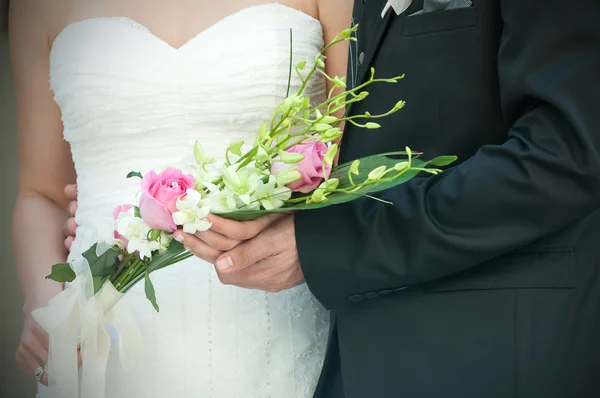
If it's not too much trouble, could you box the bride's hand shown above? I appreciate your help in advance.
[173,213,287,264]
[63,184,78,250]
[16,313,50,386]
[18,295,83,386]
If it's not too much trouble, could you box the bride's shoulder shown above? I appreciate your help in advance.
[10,0,74,44]
[316,0,353,34]
[315,0,352,27]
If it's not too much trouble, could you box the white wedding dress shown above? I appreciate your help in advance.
[41,4,329,397]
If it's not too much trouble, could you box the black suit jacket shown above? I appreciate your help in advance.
[296,0,600,397]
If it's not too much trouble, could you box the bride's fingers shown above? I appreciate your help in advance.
[193,229,241,251]
[16,346,48,386]
[65,236,74,250]
[64,184,78,200]
[32,324,49,351]
[67,200,78,218]
[22,335,49,368]
[62,217,77,239]
[16,346,35,374]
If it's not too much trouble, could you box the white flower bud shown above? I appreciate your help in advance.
[296,60,307,70]
[393,100,406,111]
[255,145,270,162]
[350,160,360,176]
[394,161,409,171]
[324,144,338,167]
[275,166,302,186]
[315,54,325,68]
[368,166,387,181]
[278,150,305,164]
[314,123,332,132]
[258,122,270,140]
[194,141,216,166]
[320,115,338,124]
[227,141,244,156]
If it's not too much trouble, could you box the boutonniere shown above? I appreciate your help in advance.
[381,0,412,18]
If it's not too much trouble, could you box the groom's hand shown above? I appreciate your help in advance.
[174,213,286,265]
[213,215,304,293]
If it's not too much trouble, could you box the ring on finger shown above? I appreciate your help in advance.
[33,365,47,382]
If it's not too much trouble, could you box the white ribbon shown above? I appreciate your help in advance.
[32,228,143,398]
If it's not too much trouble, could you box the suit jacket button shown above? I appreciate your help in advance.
[349,294,364,303]
[364,292,379,299]
[358,52,365,66]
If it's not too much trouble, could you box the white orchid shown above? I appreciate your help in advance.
[116,211,161,260]
[172,189,212,234]
[208,188,240,213]
[222,165,261,205]
[253,175,292,210]
[156,230,173,253]
[188,163,219,193]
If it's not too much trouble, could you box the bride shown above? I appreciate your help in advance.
[10,0,350,396]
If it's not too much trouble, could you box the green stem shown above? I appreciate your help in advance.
[285,28,293,98]
[114,258,144,291]
[109,253,133,284]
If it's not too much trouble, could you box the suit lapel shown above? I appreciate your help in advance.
[355,11,394,87]
[354,0,425,86]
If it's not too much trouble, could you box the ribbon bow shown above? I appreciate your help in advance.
[32,225,143,398]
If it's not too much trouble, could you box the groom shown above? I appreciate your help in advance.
[64,0,600,396]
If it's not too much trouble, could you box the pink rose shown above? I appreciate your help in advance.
[139,168,195,232]
[113,204,134,245]
[271,141,331,193]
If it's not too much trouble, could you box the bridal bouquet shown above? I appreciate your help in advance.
[45,25,456,312]
[33,25,454,398]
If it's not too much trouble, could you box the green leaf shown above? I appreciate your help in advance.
[127,171,143,179]
[46,263,76,283]
[119,240,188,293]
[215,153,456,221]
[144,268,159,312]
[147,240,187,272]
[93,276,105,294]
[134,206,141,218]
[82,244,120,279]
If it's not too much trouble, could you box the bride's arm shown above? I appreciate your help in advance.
[317,0,352,162]
[317,0,351,110]
[10,0,76,315]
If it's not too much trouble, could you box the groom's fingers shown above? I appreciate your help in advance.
[207,213,286,241]
[215,232,273,273]
[176,233,223,264]
[193,229,241,251]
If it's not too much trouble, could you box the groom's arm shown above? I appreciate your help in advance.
[296,0,600,309]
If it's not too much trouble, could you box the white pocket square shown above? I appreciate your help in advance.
[381,0,413,18]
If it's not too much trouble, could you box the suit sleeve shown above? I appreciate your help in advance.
[295,0,600,309]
